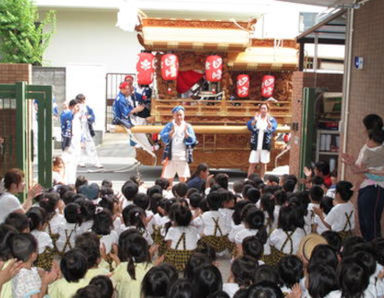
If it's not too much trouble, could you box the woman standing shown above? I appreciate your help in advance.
[247,103,277,179]
[342,114,384,241]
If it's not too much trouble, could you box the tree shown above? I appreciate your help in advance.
[0,0,55,65]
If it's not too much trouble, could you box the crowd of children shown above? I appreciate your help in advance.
[0,162,383,298]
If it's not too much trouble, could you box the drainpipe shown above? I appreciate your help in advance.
[340,7,354,179]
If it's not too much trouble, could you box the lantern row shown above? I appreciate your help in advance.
[136,53,275,99]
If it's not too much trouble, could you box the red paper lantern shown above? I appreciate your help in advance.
[161,54,179,81]
[261,75,275,98]
[236,74,250,98]
[136,52,155,85]
[205,55,222,82]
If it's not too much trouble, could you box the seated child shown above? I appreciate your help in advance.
[10,233,57,298]
[164,203,200,271]
[314,181,355,240]
[26,207,54,271]
[49,248,89,298]
[200,191,232,254]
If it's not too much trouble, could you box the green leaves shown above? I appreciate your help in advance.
[0,0,56,65]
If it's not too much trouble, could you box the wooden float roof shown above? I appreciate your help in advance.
[137,17,254,51]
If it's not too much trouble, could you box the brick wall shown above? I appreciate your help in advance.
[0,64,31,177]
[289,72,343,177]
[341,0,384,235]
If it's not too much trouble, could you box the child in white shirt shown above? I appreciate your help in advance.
[314,181,355,240]
[164,203,200,271]
[305,185,323,234]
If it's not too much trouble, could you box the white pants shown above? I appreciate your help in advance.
[130,116,153,152]
[79,129,101,166]
[162,160,191,179]
[249,149,270,164]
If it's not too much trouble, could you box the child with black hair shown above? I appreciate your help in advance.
[164,203,200,271]
[121,180,139,209]
[215,173,229,190]
[101,179,113,189]
[152,198,174,255]
[39,192,65,243]
[253,264,280,285]
[233,180,244,199]
[26,207,54,271]
[133,193,154,235]
[172,182,189,199]
[111,232,152,298]
[266,205,306,266]
[242,236,264,265]
[273,190,287,224]
[4,212,29,233]
[75,198,95,233]
[141,263,178,298]
[62,190,76,205]
[183,252,212,280]
[305,185,324,234]
[282,178,296,193]
[219,190,236,234]
[245,187,261,205]
[75,176,88,192]
[223,256,256,297]
[192,264,223,298]
[92,208,118,255]
[89,275,114,298]
[307,264,339,298]
[372,238,384,297]
[278,255,303,295]
[200,191,232,254]
[10,233,57,298]
[75,232,109,280]
[189,192,202,218]
[313,196,334,234]
[49,248,89,298]
[314,181,355,240]
[321,231,342,253]
[121,205,154,246]
[73,285,102,298]
[234,207,268,257]
[167,278,194,298]
[228,201,253,243]
[260,193,276,233]
[100,186,114,198]
[56,203,83,254]
[339,257,373,298]
[266,175,279,186]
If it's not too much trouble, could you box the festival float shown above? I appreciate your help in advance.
[130,17,297,171]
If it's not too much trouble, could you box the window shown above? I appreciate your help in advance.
[299,12,319,33]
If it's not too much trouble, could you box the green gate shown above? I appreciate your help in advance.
[0,82,52,193]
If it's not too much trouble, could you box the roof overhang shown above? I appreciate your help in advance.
[138,18,253,51]
[228,39,299,71]
[296,8,347,45]
[276,0,354,7]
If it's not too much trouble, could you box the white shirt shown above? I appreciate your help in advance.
[234,227,271,255]
[120,225,154,246]
[100,231,119,254]
[314,214,329,234]
[56,222,80,253]
[12,267,41,298]
[171,121,187,161]
[164,226,200,250]
[325,202,355,232]
[229,223,244,243]
[256,116,268,151]
[269,228,306,255]
[304,203,319,234]
[46,213,65,235]
[219,208,234,233]
[223,283,240,298]
[201,211,229,236]
[0,192,22,223]
[31,230,54,254]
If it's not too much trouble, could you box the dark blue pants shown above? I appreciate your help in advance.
[358,185,384,241]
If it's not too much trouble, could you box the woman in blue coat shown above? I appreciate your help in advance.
[247,103,277,179]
